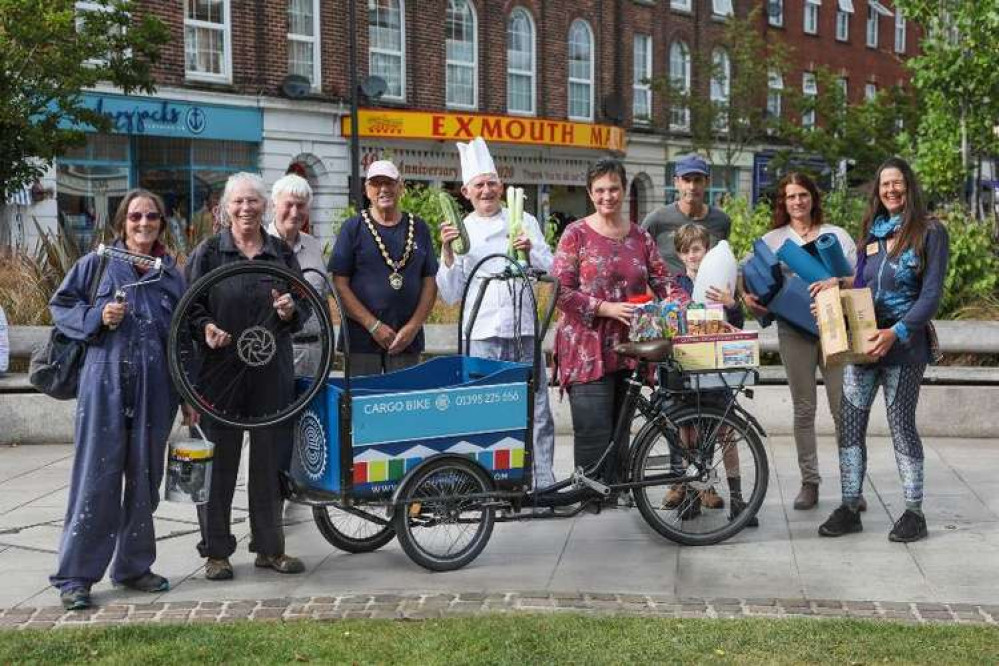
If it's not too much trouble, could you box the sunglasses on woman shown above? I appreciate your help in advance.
[127,211,163,222]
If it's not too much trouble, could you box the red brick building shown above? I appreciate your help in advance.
[15,1,917,247]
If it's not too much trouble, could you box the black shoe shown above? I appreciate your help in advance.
[889,510,928,543]
[818,505,863,537]
[730,497,759,527]
[117,572,169,593]
[60,587,91,611]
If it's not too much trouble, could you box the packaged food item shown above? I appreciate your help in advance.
[629,297,663,341]
[660,301,683,338]
[686,303,707,335]
[705,302,725,334]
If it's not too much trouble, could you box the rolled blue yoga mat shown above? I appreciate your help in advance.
[776,239,832,284]
[815,233,853,278]
[767,274,819,337]
[743,258,779,305]
[753,239,782,281]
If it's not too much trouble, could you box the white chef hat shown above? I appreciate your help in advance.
[457,137,498,186]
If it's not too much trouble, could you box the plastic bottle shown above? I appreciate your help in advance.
[692,240,737,304]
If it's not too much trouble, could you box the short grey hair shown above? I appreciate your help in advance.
[219,172,268,226]
[271,173,313,205]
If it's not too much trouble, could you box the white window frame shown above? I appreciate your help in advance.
[567,19,595,122]
[506,7,536,116]
[866,1,889,48]
[369,0,407,102]
[287,0,321,91]
[836,0,852,42]
[712,0,734,18]
[767,69,783,121]
[633,34,653,124]
[894,12,906,53]
[710,49,730,132]
[865,82,877,101]
[184,0,232,83]
[76,1,126,66]
[669,41,691,131]
[802,72,818,129]
[670,0,692,12]
[804,0,821,35]
[445,0,478,110]
[768,0,784,27]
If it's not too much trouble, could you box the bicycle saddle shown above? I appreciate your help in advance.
[614,339,673,361]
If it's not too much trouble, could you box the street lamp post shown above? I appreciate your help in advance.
[348,0,361,211]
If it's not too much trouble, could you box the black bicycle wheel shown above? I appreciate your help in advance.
[630,406,768,546]
[168,261,334,429]
[313,503,395,553]
[392,457,496,572]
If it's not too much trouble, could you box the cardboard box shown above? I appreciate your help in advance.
[815,286,878,366]
[672,330,760,371]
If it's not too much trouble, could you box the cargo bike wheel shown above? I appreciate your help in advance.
[630,405,768,546]
[313,503,395,553]
[392,456,496,571]
[168,262,334,429]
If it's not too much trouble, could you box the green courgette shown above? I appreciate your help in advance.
[438,191,470,255]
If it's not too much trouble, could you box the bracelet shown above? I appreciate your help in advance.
[368,319,382,334]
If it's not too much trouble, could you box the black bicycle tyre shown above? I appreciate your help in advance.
[168,261,334,429]
[630,405,768,546]
[313,503,395,553]
[392,457,496,572]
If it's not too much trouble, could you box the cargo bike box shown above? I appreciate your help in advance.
[290,355,536,500]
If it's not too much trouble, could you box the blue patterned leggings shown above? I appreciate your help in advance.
[838,363,927,509]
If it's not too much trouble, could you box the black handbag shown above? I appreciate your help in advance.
[29,255,109,400]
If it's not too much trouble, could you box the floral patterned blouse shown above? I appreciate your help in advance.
[552,219,688,388]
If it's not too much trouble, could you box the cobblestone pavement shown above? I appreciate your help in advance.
[1,593,998,631]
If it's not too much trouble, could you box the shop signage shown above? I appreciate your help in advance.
[71,93,262,143]
[361,148,589,186]
[344,109,626,153]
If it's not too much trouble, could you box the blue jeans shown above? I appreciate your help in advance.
[470,337,556,489]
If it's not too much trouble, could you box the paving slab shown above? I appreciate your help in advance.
[1,434,998,614]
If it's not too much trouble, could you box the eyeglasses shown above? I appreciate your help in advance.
[127,211,162,222]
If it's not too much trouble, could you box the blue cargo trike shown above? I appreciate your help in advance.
[168,256,768,571]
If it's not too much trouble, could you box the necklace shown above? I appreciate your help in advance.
[792,222,819,242]
[361,209,414,290]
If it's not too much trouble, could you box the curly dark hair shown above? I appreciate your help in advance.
[772,172,824,230]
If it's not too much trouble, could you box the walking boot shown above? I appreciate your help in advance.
[793,482,819,510]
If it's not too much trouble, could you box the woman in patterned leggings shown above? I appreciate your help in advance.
[815,157,949,543]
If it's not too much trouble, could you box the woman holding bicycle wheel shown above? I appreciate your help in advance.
[184,172,306,581]
[552,159,687,484]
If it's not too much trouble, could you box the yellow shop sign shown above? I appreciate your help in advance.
[343,109,626,153]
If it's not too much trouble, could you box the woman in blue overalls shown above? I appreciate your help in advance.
[49,190,186,610]
[817,157,949,543]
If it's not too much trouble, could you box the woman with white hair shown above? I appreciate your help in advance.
[184,171,306,580]
[267,173,328,376]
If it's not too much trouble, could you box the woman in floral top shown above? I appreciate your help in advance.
[552,159,688,481]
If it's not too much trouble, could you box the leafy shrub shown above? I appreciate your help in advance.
[722,195,772,260]
[936,206,999,318]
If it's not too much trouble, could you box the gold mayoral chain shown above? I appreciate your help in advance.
[361,209,415,290]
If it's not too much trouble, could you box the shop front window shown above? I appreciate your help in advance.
[57,134,256,253]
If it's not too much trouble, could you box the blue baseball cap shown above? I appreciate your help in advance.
[675,154,710,177]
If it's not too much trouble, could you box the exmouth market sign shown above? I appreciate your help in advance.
[343,108,626,153]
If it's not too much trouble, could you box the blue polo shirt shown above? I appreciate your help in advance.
[329,213,438,354]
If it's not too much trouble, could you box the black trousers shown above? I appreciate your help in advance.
[196,421,292,559]
[567,370,630,482]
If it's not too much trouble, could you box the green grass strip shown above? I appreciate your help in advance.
[1,615,996,665]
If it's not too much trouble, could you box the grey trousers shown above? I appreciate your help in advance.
[347,352,420,377]
[470,337,557,489]
[776,320,844,486]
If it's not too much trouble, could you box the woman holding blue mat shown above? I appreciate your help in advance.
[817,157,949,543]
[743,172,858,511]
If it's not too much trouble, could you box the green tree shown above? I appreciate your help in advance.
[773,67,918,186]
[652,9,790,188]
[894,1,999,214]
[0,0,168,199]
